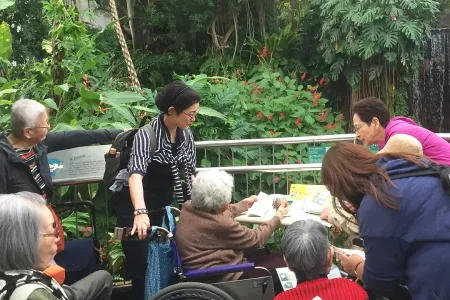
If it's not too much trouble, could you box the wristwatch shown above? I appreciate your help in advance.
[134,208,148,216]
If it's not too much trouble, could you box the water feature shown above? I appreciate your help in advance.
[410,28,450,133]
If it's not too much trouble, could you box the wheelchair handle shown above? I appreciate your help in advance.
[113,226,173,241]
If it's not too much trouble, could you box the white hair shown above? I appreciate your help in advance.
[282,220,329,281]
[0,192,47,272]
[191,170,234,213]
[11,99,47,138]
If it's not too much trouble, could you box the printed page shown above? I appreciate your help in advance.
[247,192,273,217]
[276,264,342,291]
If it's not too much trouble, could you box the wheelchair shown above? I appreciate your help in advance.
[114,206,275,300]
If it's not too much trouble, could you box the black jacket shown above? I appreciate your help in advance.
[0,129,121,199]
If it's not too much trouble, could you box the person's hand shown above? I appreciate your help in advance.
[275,202,290,219]
[243,195,258,208]
[320,206,332,220]
[191,175,196,182]
[338,253,364,277]
[131,214,151,240]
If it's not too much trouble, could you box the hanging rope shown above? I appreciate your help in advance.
[108,0,141,88]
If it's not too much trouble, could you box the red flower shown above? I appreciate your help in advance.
[273,176,280,183]
[313,93,321,102]
[338,115,345,121]
[319,77,325,85]
[257,111,263,119]
[270,130,275,135]
[288,178,293,182]
[283,160,287,164]
[262,46,268,57]
[295,159,301,163]
[325,122,337,129]
[295,117,302,126]
[267,114,273,120]
[279,112,285,119]
[320,112,328,122]
[301,72,307,80]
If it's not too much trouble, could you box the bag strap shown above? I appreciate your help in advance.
[142,124,157,158]
[389,169,440,180]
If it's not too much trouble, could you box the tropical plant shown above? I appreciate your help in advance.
[317,0,440,112]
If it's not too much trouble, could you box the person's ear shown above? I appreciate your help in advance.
[326,247,334,273]
[167,107,176,116]
[23,128,32,139]
[372,117,380,129]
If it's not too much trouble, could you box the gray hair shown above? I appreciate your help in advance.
[282,220,329,281]
[191,170,234,213]
[11,99,47,138]
[0,192,47,272]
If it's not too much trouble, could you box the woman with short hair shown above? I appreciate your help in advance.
[321,143,450,299]
[176,170,289,290]
[112,81,200,299]
[0,192,112,300]
[275,220,368,300]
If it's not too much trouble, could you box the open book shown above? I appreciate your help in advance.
[247,192,289,217]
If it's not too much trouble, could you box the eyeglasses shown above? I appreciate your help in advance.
[28,119,51,130]
[353,123,367,133]
[42,222,59,238]
[183,111,198,120]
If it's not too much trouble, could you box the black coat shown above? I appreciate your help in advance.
[0,129,121,199]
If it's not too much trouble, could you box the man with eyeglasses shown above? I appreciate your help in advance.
[352,97,450,166]
[0,99,121,300]
[0,98,123,199]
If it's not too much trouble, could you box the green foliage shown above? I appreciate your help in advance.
[61,212,92,239]
[318,0,440,86]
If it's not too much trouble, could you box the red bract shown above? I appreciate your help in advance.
[270,130,275,135]
[273,177,280,183]
[295,159,301,163]
[262,46,268,57]
[288,178,293,182]
[338,115,345,121]
[319,77,325,85]
[320,112,328,122]
[326,122,337,129]
[279,112,285,119]
[313,93,321,101]
[295,117,302,126]
[267,114,273,120]
[301,72,307,80]
[257,111,263,119]
[278,77,282,82]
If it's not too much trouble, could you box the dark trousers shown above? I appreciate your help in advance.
[62,270,113,300]
[240,250,286,295]
[121,240,148,300]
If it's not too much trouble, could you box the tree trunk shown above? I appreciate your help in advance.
[126,0,138,50]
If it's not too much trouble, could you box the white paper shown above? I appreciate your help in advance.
[334,247,366,260]
[276,264,342,291]
[247,192,273,217]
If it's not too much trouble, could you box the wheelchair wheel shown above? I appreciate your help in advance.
[151,282,235,300]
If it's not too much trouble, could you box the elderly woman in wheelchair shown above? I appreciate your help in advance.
[175,170,289,292]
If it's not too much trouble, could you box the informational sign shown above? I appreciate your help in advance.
[307,146,330,163]
[48,145,111,185]
[308,144,379,163]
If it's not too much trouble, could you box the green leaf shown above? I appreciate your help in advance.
[43,98,59,111]
[0,88,16,97]
[305,114,315,125]
[368,65,383,81]
[102,91,146,105]
[53,83,69,96]
[384,52,397,62]
[0,0,15,11]
[0,79,20,90]
[198,106,225,119]
[381,31,398,48]
[330,58,344,77]
[0,114,10,125]
[80,87,101,110]
[0,100,12,105]
[0,22,12,60]
[131,106,158,114]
